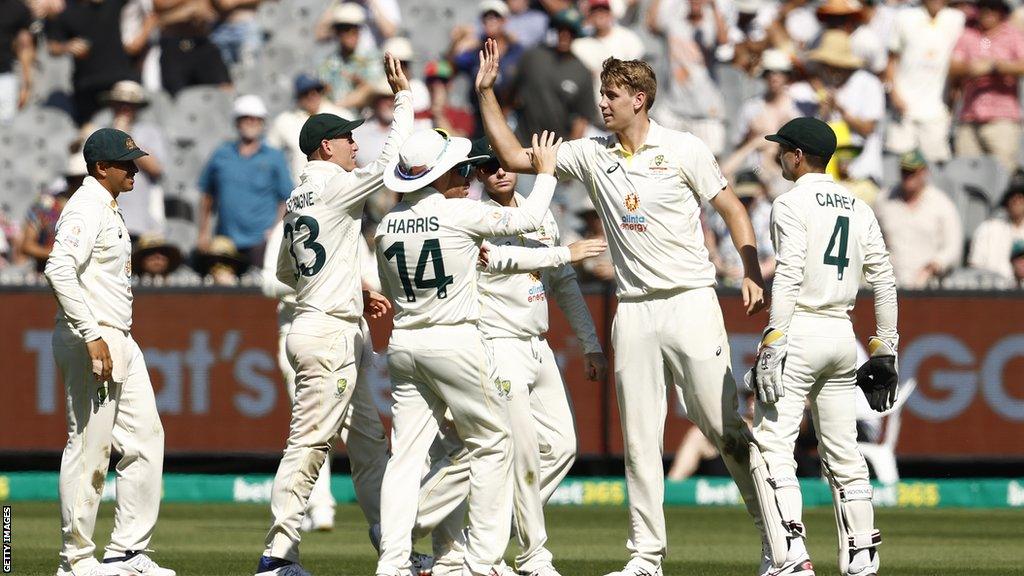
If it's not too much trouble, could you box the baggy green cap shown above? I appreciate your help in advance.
[299,113,366,156]
[765,117,838,159]
[83,128,148,165]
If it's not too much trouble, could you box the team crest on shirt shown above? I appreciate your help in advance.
[494,377,511,399]
[335,378,349,398]
[649,154,669,172]
[621,193,648,233]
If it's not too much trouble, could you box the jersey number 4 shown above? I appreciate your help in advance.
[823,215,850,280]
[383,239,453,302]
[284,216,326,278]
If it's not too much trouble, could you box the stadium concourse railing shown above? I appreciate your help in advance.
[1,282,1023,479]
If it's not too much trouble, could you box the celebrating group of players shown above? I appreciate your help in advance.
[45,36,901,576]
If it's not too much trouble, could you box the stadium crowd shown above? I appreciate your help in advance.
[2,0,1024,290]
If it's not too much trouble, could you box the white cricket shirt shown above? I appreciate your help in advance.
[478,193,602,353]
[375,175,556,330]
[768,172,897,341]
[556,120,726,299]
[45,176,133,341]
[276,90,413,324]
[890,7,965,120]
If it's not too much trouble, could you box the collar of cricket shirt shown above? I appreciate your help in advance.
[609,119,666,157]
[402,185,444,204]
[794,172,835,186]
[80,176,121,211]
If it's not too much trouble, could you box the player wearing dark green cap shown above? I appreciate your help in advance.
[747,117,898,576]
[256,52,412,576]
[45,128,176,575]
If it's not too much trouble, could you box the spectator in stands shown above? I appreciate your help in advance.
[969,170,1024,281]
[131,233,192,282]
[572,0,645,101]
[506,0,549,48]
[647,0,728,155]
[197,95,291,268]
[815,0,887,74]
[46,0,139,125]
[315,0,401,54]
[875,150,963,288]
[121,0,161,91]
[949,0,1024,172]
[209,0,263,66]
[21,153,85,274]
[832,128,881,205]
[423,59,476,136]
[449,0,526,127]
[706,170,775,285]
[1012,240,1024,287]
[885,0,965,164]
[318,2,385,111]
[194,234,248,284]
[98,80,167,240]
[0,0,34,123]
[382,36,432,130]
[512,8,597,143]
[266,73,349,185]
[153,0,232,97]
[810,29,885,184]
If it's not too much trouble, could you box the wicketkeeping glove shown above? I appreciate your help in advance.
[744,327,787,405]
[857,336,899,412]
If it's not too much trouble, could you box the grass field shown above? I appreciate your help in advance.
[7,502,1024,576]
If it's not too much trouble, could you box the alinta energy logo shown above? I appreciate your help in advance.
[620,192,648,233]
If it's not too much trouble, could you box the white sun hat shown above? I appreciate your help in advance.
[384,129,488,193]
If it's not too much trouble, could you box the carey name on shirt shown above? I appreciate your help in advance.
[816,192,856,210]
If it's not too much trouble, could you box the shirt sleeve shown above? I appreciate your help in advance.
[262,221,296,298]
[766,198,806,334]
[967,220,995,272]
[555,138,590,182]
[679,135,728,201]
[545,262,602,354]
[275,223,298,290]
[274,150,293,201]
[198,151,217,197]
[482,242,571,273]
[43,202,103,342]
[460,174,556,238]
[327,90,414,209]
[861,210,898,342]
[951,31,970,62]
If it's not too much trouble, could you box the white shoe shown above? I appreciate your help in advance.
[256,562,313,576]
[411,552,434,576]
[300,507,335,532]
[56,562,123,576]
[103,553,176,576]
[845,549,879,576]
[521,565,562,576]
[762,554,814,576]
[602,559,662,576]
[492,561,516,576]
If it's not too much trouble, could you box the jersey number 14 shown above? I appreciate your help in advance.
[383,239,453,302]
[823,215,850,280]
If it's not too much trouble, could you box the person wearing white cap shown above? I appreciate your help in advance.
[256,52,412,576]
[317,2,387,111]
[197,94,293,268]
[373,129,562,576]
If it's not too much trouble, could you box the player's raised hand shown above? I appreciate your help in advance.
[475,37,500,93]
[528,130,563,175]
[567,238,607,263]
[363,289,392,319]
[86,337,113,382]
[584,352,608,382]
[384,52,410,94]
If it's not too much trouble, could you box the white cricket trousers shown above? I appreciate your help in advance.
[413,336,577,572]
[53,324,164,572]
[753,315,870,510]
[276,309,388,525]
[377,324,514,576]
[264,314,388,562]
[613,287,762,565]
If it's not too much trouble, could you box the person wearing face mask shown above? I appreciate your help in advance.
[372,129,562,576]
[196,94,292,269]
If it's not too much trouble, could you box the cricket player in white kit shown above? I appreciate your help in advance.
[45,128,174,576]
[748,118,898,576]
[476,40,769,575]
[255,52,412,576]
[373,129,564,576]
[409,141,609,576]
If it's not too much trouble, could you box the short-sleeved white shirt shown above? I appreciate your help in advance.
[890,7,965,120]
[555,120,727,298]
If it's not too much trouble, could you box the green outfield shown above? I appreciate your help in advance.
[7,502,1023,576]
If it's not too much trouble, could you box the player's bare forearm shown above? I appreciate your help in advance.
[476,38,533,173]
[711,187,766,314]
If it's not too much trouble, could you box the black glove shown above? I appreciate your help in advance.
[857,354,898,412]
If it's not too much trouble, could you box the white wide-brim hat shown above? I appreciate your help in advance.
[384,129,488,193]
